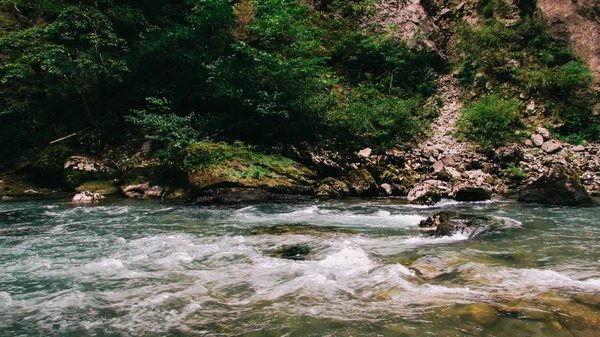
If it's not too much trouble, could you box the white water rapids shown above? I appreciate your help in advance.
[0,199,599,336]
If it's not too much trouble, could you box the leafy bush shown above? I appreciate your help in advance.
[456,95,522,147]
[126,97,201,149]
[324,86,426,150]
[505,165,525,181]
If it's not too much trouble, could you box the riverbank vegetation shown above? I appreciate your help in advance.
[0,0,597,166]
[0,0,441,162]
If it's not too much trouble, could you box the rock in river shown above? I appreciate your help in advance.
[72,191,105,204]
[419,211,509,238]
[518,164,593,206]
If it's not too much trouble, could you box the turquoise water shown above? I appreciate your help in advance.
[0,199,599,336]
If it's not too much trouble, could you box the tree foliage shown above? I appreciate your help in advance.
[0,0,440,159]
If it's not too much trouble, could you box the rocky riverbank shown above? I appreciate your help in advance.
[1,74,598,206]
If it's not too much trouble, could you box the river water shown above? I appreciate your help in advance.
[0,199,599,336]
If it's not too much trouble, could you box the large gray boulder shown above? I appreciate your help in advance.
[518,165,593,206]
[407,180,449,205]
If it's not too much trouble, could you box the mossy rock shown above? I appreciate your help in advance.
[347,168,379,197]
[75,181,119,195]
[121,164,162,186]
[181,143,317,195]
[316,177,350,197]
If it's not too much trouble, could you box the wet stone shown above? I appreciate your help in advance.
[269,244,311,261]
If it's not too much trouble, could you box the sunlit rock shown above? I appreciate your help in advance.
[72,191,105,204]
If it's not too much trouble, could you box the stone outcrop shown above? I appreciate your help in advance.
[64,156,115,188]
[374,0,439,49]
[538,0,600,83]
[518,164,593,206]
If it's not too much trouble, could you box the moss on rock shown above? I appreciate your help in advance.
[75,181,119,195]
[180,143,317,195]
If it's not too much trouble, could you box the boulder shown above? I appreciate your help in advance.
[64,156,115,188]
[121,182,164,199]
[454,186,491,202]
[347,168,379,197]
[494,145,524,168]
[357,148,372,158]
[518,164,593,206]
[308,151,345,177]
[541,140,562,154]
[72,191,105,204]
[380,183,393,196]
[182,143,317,197]
[407,180,449,205]
[316,178,350,197]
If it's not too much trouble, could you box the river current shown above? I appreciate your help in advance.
[0,199,599,336]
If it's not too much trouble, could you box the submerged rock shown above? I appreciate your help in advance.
[254,224,355,236]
[445,303,499,325]
[268,244,311,261]
[518,164,593,206]
[72,191,105,204]
[418,211,506,238]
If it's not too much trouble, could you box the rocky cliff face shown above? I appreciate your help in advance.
[376,0,600,85]
[537,0,600,85]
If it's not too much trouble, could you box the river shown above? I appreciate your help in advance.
[0,199,599,336]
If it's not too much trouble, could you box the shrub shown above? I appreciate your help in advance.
[456,95,521,147]
[324,85,425,150]
[505,165,525,181]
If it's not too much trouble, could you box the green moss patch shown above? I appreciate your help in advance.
[180,143,317,193]
[75,181,119,195]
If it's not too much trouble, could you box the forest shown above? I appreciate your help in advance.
[0,0,596,164]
